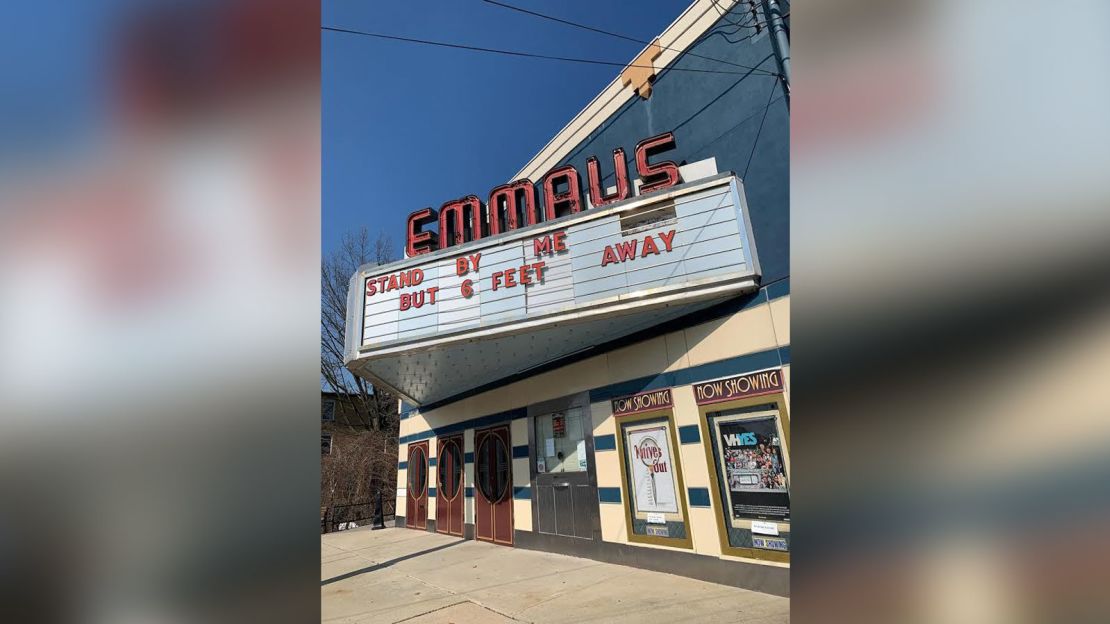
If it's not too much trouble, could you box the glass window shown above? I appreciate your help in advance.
[438,439,463,499]
[534,407,588,473]
[408,446,426,496]
[476,435,509,502]
[321,433,332,455]
[709,406,789,522]
[322,399,335,422]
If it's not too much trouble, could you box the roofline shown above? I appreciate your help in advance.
[509,0,738,182]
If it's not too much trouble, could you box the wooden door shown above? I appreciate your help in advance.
[435,435,464,536]
[474,425,513,545]
[405,442,428,529]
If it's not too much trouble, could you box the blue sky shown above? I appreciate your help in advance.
[322,0,693,258]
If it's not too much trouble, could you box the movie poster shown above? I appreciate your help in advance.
[718,416,789,521]
[626,425,679,514]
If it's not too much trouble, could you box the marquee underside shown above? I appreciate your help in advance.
[348,291,747,406]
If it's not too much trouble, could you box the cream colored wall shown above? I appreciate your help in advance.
[397,294,789,565]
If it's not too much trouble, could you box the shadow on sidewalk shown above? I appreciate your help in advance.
[322,539,466,586]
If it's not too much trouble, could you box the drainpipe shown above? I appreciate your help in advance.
[761,0,791,106]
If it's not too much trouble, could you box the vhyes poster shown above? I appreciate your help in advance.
[626,425,679,514]
[718,416,790,521]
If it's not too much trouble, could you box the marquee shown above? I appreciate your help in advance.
[345,171,761,405]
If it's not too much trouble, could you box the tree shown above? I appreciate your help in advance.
[321,226,398,431]
[321,227,402,516]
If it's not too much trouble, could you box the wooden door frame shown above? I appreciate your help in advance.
[473,424,514,545]
[405,441,429,530]
[436,434,465,536]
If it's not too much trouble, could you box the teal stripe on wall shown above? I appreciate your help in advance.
[678,425,701,444]
[397,344,789,448]
[598,487,622,503]
[688,487,711,507]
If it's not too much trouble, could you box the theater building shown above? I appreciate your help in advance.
[344,1,790,596]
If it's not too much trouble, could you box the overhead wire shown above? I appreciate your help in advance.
[479,0,778,76]
[321,25,777,76]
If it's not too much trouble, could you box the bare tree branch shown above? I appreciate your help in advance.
[321,227,400,511]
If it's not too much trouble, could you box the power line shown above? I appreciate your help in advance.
[480,0,777,76]
[711,0,789,32]
[743,75,779,180]
[321,24,772,76]
[321,25,776,76]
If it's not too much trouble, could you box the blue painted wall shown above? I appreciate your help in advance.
[544,6,788,283]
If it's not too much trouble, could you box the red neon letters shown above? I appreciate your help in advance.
[586,148,631,208]
[404,132,682,255]
[600,230,676,267]
[635,132,681,194]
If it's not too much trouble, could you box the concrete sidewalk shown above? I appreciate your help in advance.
[322,527,788,623]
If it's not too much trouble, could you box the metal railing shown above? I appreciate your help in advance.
[321,492,395,534]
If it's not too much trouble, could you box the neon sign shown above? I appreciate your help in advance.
[405,132,682,257]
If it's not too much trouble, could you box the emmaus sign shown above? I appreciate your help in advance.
[405,132,682,257]
[358,171,756,349]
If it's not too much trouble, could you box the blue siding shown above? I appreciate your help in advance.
[598,487,622,504]
[427,487,436,498]
[678,425,701,444]
[688,487,712,507]
[513,486,531,500]
[464,451,474,464]
[428,457,436,467]
[465,486,474,498]
[397,461,407,470]
[512,444,529,459]
[549,4,788,284]
[766,277,789,300]
[594,434,617,451]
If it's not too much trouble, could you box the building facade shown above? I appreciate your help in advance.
[345,1,790,596]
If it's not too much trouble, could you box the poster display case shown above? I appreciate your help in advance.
[695,371,790,562]
[613,389,692,549]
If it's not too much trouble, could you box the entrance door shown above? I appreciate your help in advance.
[405,442,428,529]
[474,425,513,545]
[435,435,464,536]
[533,405,600,539]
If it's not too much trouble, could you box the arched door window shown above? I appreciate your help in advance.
[476,435,510,502]
[408,446,427,496]
[438,439,463,499]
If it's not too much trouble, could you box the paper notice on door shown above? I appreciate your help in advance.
[577,440,587,470]
[545,437,555,457]
[751,520,779,535]
[537,458,546,473]
[646,512,666,525]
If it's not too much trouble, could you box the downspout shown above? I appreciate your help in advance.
[761,0,791,107]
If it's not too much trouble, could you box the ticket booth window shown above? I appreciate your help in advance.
[534,407,587,473]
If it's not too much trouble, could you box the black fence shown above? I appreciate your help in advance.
[321,493,395,534]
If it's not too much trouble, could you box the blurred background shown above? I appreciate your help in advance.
[0,0,1108,622]
[0,0,320,622]
[791,0,1110,622]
